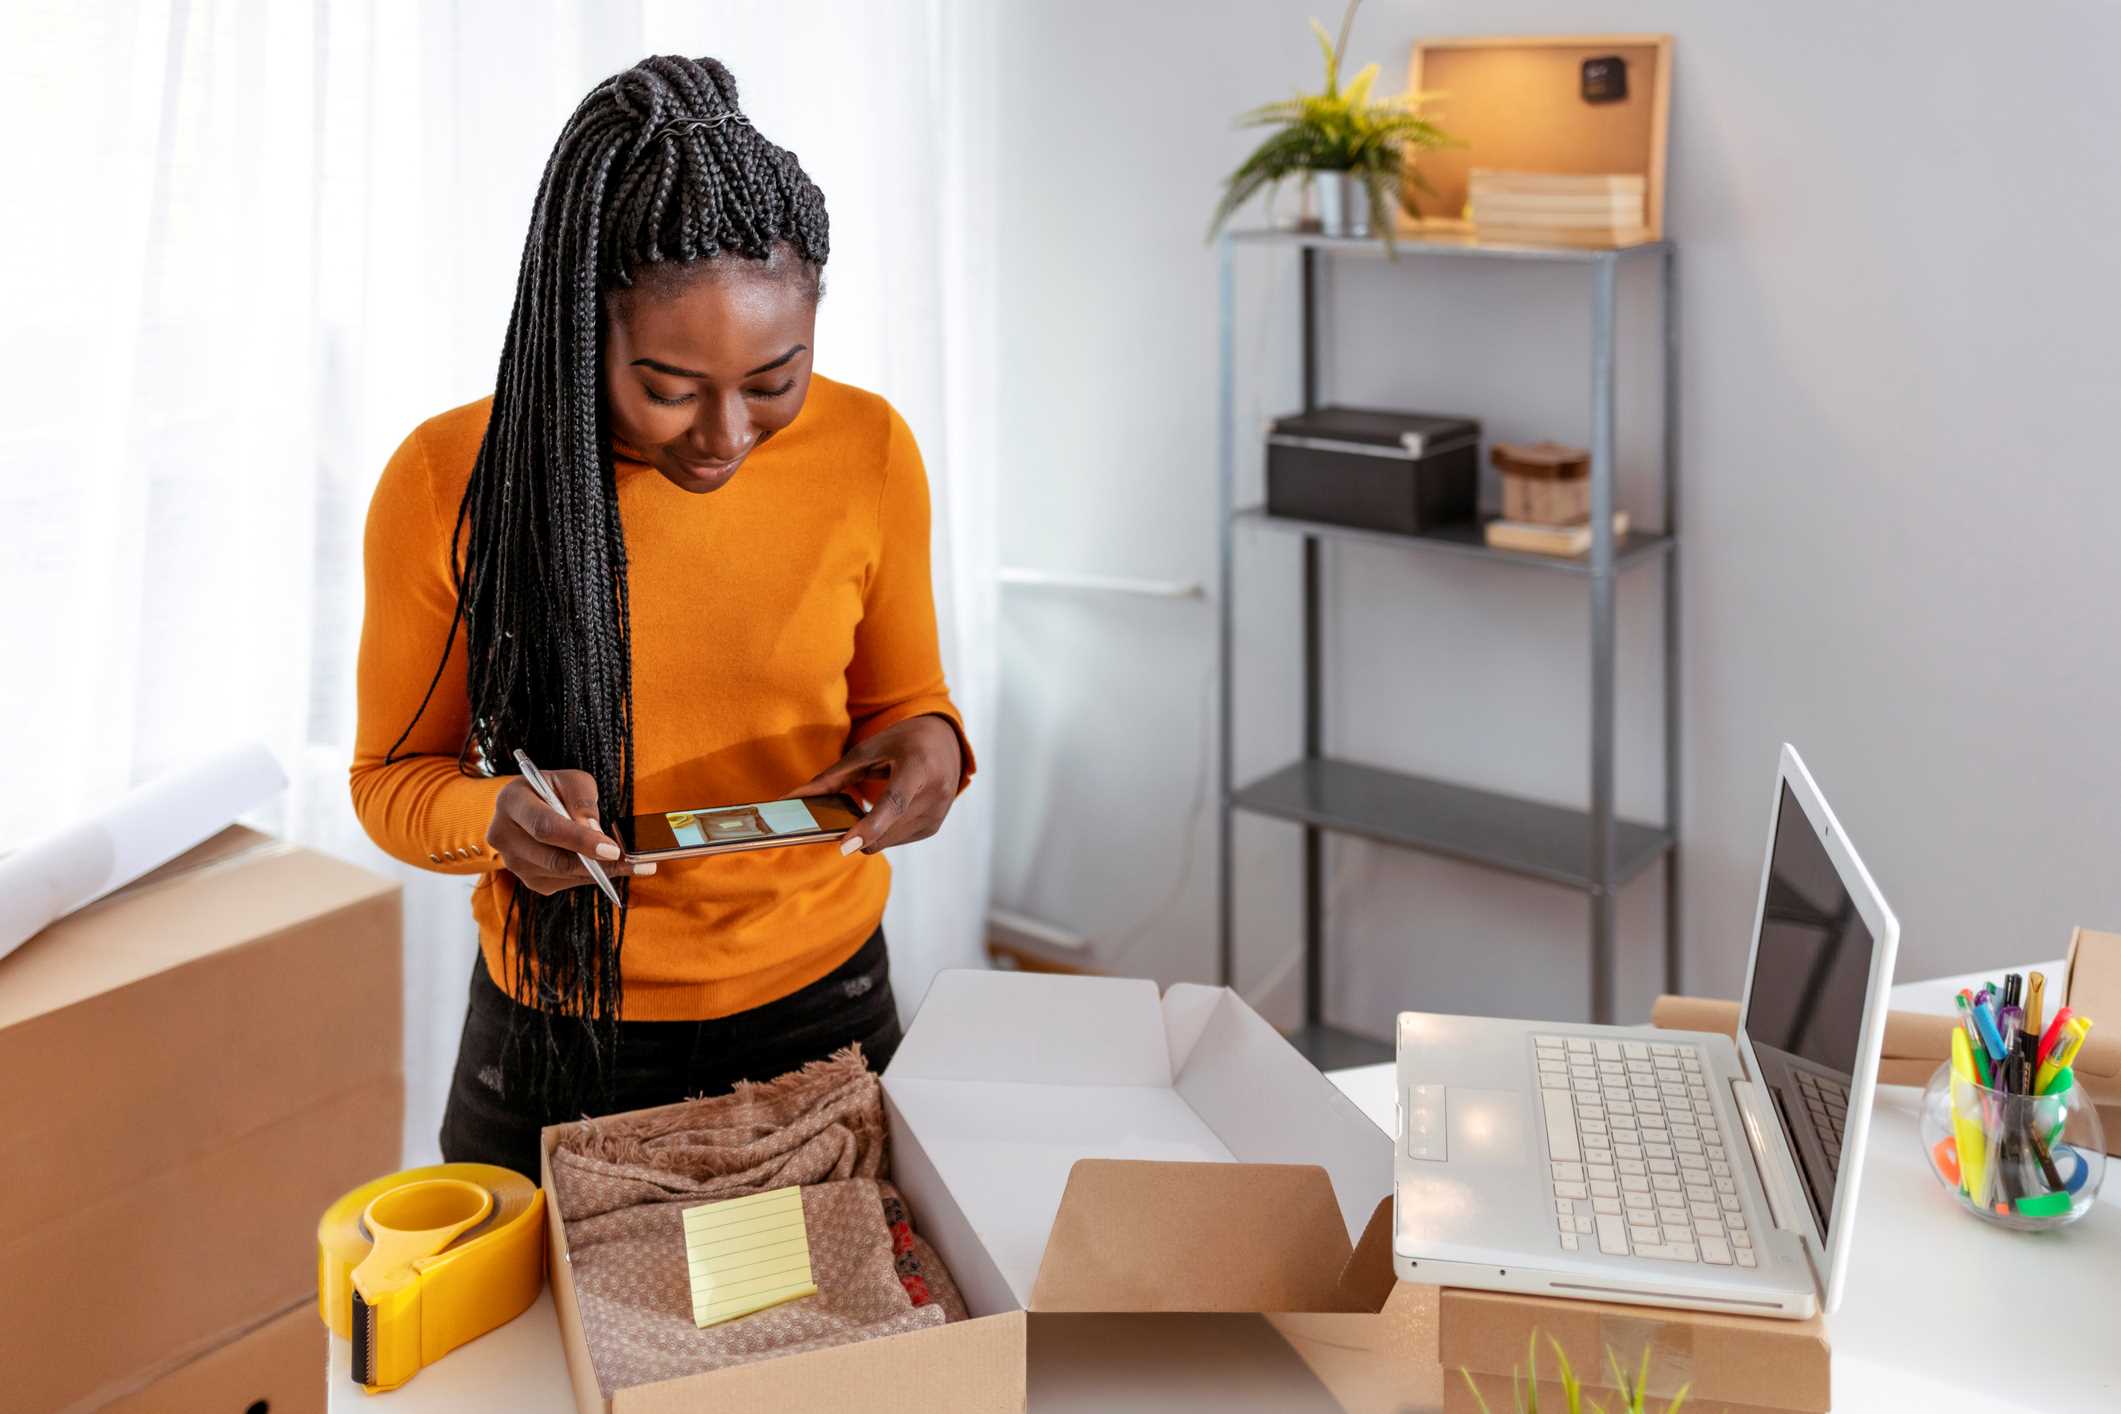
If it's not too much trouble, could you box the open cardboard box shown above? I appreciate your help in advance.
[540,970,1406,1411]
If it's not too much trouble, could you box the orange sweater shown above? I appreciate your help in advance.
[349,375,971,1020]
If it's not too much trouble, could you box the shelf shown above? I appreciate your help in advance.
[1285,1022,1394,1071]
[1234,507,1673,575]
[1231,757,1671,892]
[1227,227,1670,264]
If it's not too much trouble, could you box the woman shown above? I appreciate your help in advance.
[349,55,971,1179]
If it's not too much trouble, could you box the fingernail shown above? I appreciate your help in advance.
[839,836,862,856]
[635,862,657,875]
[596,843,621,860]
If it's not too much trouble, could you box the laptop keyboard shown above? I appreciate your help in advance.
[1535,1035,1754,1267]
[1795,1068,1849,1176]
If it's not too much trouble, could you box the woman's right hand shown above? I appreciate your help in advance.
[485,770,655,895]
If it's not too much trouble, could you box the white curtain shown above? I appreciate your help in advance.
[0,0,998,1165]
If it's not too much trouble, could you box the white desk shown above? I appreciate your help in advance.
[1329,961,2119,1411]
[328,964,2120,1411]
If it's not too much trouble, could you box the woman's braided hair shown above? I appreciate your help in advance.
[388,55,828,1097]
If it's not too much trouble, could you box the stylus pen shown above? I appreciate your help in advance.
[512,749,624,909]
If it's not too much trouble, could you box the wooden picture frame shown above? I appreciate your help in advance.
[1403,34,1673,241]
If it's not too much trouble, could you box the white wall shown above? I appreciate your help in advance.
[990,0,2121,1034]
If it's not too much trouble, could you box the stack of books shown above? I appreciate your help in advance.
[1483,511,1630,557]
[1468,170,1649,248]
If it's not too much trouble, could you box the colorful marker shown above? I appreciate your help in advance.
[2035,1017,2092,1096]
[1950,1027,1991,1206]
[2037,1007,2077,1068]
[1955,993,1993,1086]
[1973,997,2009,1065]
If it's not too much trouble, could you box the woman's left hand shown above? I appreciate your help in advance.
[787,715,964,855]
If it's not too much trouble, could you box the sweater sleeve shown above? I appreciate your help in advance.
[347,424,509,873]
[846,406,976,787]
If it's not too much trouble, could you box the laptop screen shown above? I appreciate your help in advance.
[1739,783,1877,1239]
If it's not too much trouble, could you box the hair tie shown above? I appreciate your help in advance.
[653,112,753,141]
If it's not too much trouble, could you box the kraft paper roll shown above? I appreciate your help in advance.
[0,741,286,963]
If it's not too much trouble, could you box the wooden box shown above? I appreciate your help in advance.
[1404,35,1673,244]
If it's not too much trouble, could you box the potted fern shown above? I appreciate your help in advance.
[1209,0,1452,246]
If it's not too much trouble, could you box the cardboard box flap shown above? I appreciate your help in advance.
[1330,1197,1398,1315]
[1162,981,1222,1072]
[2065,928,2121,1080]
[1170,985,1394,1240]
[889,970,1173,1085]
[0,827,395,1028]
[1029,1160,1352,1313]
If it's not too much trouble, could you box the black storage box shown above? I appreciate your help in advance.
[1265,405,1480,535]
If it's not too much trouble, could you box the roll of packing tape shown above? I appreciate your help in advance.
[317,1163,545,1393]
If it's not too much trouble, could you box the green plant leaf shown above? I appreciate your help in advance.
[1207,123,1332,236]
[1209,0,1457,239]
[1343,61,1379,109]
[1549,1335,1584,1413]
[1357,163,1400,255]
[1600,1346,1638,1413]
[1662,1385,1691,1414]
[1459,1368,1494,1414]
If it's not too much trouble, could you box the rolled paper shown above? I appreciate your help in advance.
[0,741,286,963]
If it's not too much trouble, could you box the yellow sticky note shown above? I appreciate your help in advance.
[681,1186,817,1328]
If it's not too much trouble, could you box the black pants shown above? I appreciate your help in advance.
[438,927,903,1179]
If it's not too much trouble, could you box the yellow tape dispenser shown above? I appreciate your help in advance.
[317,1163,545,1393]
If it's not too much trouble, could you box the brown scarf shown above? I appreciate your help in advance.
[548,1047,966,1393]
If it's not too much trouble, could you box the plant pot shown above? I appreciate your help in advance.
[1312,171,1369,239]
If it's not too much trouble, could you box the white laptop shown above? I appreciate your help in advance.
[1391,745,1899,1319]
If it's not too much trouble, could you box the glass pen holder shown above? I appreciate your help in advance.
[1920,1062,2105,1230]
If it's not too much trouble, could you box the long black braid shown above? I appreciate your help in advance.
[387,55,829,1101]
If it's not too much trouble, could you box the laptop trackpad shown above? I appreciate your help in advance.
[1447,1088,1528,1164]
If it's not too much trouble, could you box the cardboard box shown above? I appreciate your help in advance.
[1439,1287,1829,1414]
[1449,1370,1789,1414]
[101,1301,324,1414]
[542,970,1404,1412]
[1656,963,2121,1150]
[0,825,402,1411]
[1029,1284,1439,1414]
[2062,926,2121,1143]
[1651,993,1967,1088]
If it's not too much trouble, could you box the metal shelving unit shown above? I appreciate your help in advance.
[1215,227,1680,1065]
